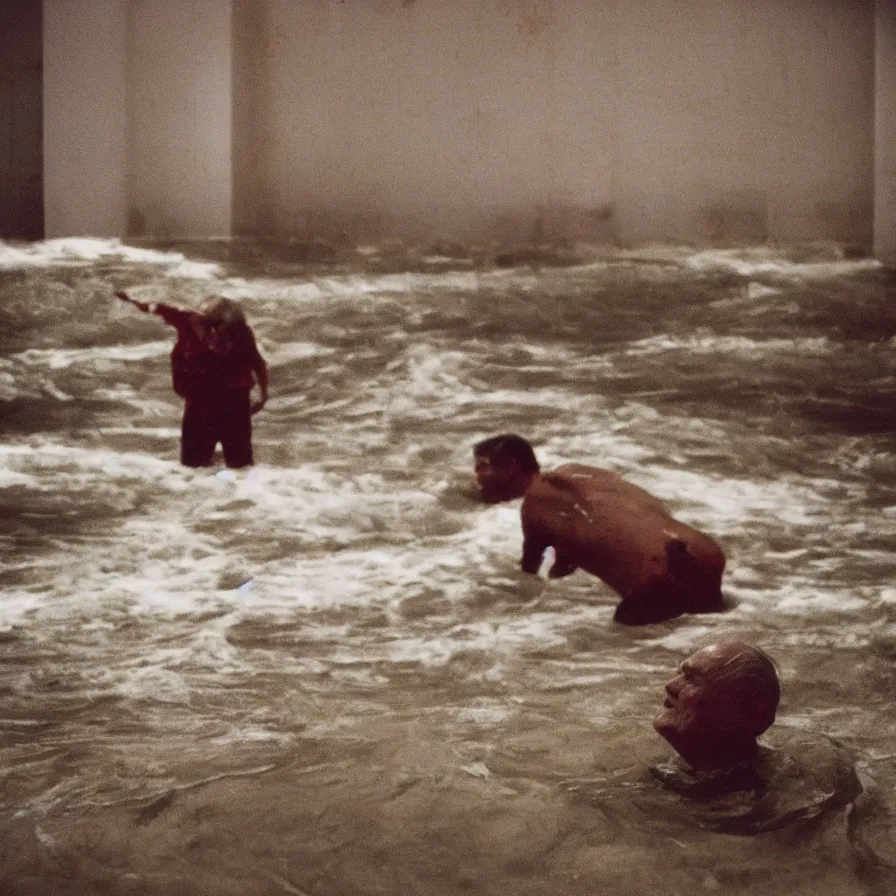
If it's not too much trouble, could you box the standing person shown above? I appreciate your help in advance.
[115,291,269,469]
[472,433,726,624]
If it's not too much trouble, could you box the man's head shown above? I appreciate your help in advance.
[200,296,246,327]
[473,433,540,503]
[653,640,780,769]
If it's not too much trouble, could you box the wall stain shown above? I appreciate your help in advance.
[497,0,556,38]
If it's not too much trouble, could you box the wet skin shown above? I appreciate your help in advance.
[519,464,726,624]
[653,642,771,769]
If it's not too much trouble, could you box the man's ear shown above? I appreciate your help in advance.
[740,698,775,737]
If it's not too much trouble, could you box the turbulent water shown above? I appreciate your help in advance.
[0,237,894,895]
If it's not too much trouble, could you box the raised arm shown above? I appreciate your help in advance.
[114,291,192,330]
[113,290,152,314]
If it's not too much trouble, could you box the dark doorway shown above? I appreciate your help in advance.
[0,0,43,240]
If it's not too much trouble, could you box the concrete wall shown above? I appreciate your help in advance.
[235,0,619,244]
[44,0,232,241]
[875,0,896,262]
[1,0,43,240]
[44,0,127,238]
[126,0,232,239]
[39,0,884,251]
[614,0,873,247]
[235,0,875,248]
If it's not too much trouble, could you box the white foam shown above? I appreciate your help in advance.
[266,341,336,364]
[0,237,221,277]
[641,626,717,652]
[625,334,832,358]
[11,342,171,370]
[774,589,869,614]
[681,247,879,279]
[0,590,45,629]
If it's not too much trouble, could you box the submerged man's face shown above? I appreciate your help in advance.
[653,643,748,765]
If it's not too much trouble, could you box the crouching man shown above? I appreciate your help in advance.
[473,433,725,624]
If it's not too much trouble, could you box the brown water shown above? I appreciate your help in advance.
[0,238,894,894]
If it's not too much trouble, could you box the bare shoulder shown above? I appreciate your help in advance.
[521,466,620,514]
[534,465,670,517]
[542,465,628,496]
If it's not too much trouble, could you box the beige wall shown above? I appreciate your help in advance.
[44,0,127,238]
[235,0,619,243]
[44,0,232,240]
[235,0,874,247]
[126,0,232,239]
[614,0,873,246]
[42,0,884,251]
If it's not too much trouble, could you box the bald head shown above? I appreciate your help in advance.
[653,640,780,769]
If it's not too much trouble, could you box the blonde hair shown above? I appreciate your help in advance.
[199,296,246,326]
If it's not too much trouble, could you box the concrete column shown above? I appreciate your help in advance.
[126,0,232,239]
[232,0,268,238]
[875,0,896,261]
[44,0,128,238]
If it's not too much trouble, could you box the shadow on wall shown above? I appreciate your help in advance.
[703,193,768,246]
[128,205,173,241]
[127,194,873,259]
[237,201,620,253]
[494,202,618,247]
[699,194,870,254]
[813,200,874,252]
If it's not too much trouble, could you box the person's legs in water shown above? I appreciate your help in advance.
[180,400,219,467]
[219,392,254,469]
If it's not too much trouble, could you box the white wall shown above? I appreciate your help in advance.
[126,0,232,239]
[43,0,881,250]
[44,0,128,238]
[875,0,896,261]
[237,0,619,243]
[614,0,873,246]
[236,0,874,248]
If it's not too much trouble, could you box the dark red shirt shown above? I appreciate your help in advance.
[155,303,265,401]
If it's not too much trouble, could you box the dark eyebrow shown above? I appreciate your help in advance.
[680,660,700,679]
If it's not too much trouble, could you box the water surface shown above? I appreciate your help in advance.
[1,238,894,894]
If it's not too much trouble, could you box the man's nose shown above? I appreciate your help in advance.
[665,677,681,697]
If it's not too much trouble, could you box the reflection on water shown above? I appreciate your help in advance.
[0,238,894,893]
